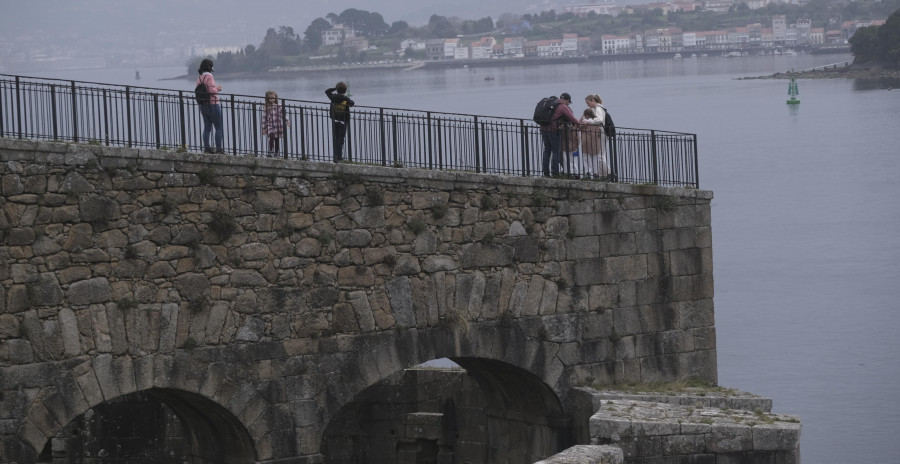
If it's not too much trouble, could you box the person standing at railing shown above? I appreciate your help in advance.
[261,90,290,158]
[196,59,224,154]
[539,92,580,177]
[580,95,611,180]
[563,122,580,178]
[326,82,355,163]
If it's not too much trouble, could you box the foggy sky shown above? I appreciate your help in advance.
[0,0,564,46]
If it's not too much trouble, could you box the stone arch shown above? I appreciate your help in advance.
[318,322,573,463]
[16,352,269,463]
[37,388,257,464]
[320,355,570,463]
[322,320,573,415]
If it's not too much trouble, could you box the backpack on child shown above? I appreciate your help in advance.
[532,96,560,125]
[194,75,211,105]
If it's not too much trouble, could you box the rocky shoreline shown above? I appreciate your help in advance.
[743,63,900,80]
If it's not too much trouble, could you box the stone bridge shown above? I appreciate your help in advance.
[0,138,716,463]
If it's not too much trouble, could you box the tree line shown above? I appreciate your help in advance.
[194,0,900,73]
[849,8,900,69]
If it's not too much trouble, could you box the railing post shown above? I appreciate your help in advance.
[252,102,260,157]
[51,85,59,141]
[480,120,488,174]
[14,76,23,139]
[229,94,237,155]
[691,134,699,188]
[346,111,353,162]
[0,78,6,139]
[71,81,79,143]
[379,108,386,166]
[101,89,108,146]
[391,114,398,167]
[608,135,618,182]
[279,102,287,159]
[125,85,132,147]
[178,91,187,151]
[436,119,443,170]
[153,93,161,150]
[473,115,481,173]
[650,130,659,184]
[298,106,306,159]
[520,119,529,177]
[426,112,433,169]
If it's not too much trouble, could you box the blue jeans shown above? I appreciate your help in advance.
[540,129,561,176]
[199,104,224,151]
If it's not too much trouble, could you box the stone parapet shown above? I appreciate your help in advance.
[576,386,773,413]
[588,398,800,463]
[534,445,624,464]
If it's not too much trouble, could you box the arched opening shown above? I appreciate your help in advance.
[38,388,256,464]
[321,358,571,464]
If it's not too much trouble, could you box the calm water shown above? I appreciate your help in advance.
[22,54,900,463]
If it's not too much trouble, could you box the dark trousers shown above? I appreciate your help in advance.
[540,129,561,177]
[332,120,347,162]
[199,104,224,151]
[267,136,280,157]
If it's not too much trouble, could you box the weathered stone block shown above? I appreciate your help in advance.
[67,277,111,306]
[421,256,457,273]
[459,243,514,268]
[337,266,375,287]
[78,194,120,223]
[386,276,415,328]
[336,229,373,248]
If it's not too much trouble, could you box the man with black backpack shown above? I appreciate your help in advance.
[326,81,355,163]
[536,92,580,177]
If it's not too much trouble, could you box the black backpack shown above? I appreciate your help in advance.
[194,75,211,105]
[599,105,615,138]
[532,96,560,125]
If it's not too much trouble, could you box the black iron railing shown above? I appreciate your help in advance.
[0,74,699,187]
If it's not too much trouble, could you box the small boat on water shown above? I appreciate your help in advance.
[673,53,682,59]
[484,75,495,81]
[135,70,141,80]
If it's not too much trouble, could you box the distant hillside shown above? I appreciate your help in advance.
[849,8,900,69]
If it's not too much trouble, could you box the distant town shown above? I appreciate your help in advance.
[0,0,892,73]
[398,14,875,61]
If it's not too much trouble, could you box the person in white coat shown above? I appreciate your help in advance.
[581,94,610,179]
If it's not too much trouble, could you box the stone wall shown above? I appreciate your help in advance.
[0,138,716,463]
[576,387,801,464]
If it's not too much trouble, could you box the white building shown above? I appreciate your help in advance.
[322,25,357,46]
[562,34,579,55]
[503,37,526,56]
[601,35,632,54]
[443,38,460,59]
[772,15,787,44]
[565,1,619,16]
[400,39,426,51]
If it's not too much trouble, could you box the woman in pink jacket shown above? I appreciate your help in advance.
[196,59,224,154]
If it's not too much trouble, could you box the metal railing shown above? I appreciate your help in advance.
[0,74,699,187]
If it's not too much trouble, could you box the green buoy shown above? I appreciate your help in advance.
[787,77,800,104]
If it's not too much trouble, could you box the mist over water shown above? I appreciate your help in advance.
[20,53,900,463]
